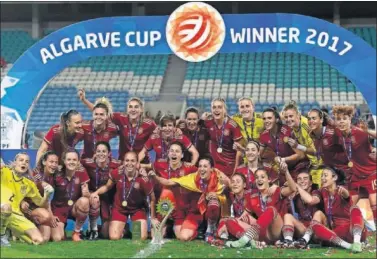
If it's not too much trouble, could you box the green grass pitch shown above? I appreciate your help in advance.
[1,236,376,258]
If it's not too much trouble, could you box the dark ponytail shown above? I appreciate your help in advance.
[59,109,80,149]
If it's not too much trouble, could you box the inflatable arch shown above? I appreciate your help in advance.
[1,13,376,148]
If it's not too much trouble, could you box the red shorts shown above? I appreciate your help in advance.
[349,173,377,196]
[51,205,74,224]
[332,223,367,243]
[111,208,147,223]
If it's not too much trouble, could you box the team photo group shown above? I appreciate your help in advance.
[1,87,376,254]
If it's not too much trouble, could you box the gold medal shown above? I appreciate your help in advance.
[283,136,289,143]
[348,161,353,168]
[122,201,128,207]
[217,147,223,153]
[67,200,74,206]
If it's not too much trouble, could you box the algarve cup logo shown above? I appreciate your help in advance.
[166,2,226,62]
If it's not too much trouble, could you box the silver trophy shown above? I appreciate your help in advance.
[151,198,174,245]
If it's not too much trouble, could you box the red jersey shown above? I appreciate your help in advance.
[182,126,210,163]
[153,159,197,213]
[44,124,84,162]
[230,192,248,218]
[246,187,283,217]
[112,112,157,161]
[109,169,153,215]
[335,127,376,180]
[31,167,55,196]
[50,167,90,208]
[313,187,351,228]
[291,188,322,222]
[310,126,348,168]
[260,125,309,174]
[145,129,193,161]
[204,118,243,174]
[81,120,118,159]
[81,158,121,192]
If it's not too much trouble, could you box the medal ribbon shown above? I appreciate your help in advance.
[242,119,255,141]
[259,193,267,212]
[342,133,352,163]
[233,196,244,217]
[128,120,140,151]
[215,119,226,149]
[315,126,326,161]
[95,163,108,189]
[327,194,334,229]
[66,175,76,203]
[199,178,208,192]
[123,174,136,204]
[160,137,171,159]
[92,122,97,152]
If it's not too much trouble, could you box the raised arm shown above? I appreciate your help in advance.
[280,162,296,197]
[148,170,177,187]
[138,147,148,164]
[36,141,49,165]
[187,145,199,165]
[296,186,320,205]
[78,88,95,111]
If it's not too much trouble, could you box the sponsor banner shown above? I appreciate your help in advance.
[1,7,376,148]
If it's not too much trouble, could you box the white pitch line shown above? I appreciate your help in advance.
[131,240,170,259]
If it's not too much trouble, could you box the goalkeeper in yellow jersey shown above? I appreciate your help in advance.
[1,153,54,247]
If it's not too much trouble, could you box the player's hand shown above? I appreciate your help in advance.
[148,170,157,178]
[50,216,60,228]
[279,159,288,172]
[238,211,249,223]
[176,119,186,129]
[42,183,54,196]
[201,112,212,120]
[138,168,149,182]
[20,201,32,215]
[151,218,161,229]
[287,138,298,148]
[233,142,245,152]
[369,148,376,160]
[77,88,86,101]
[337,186,348,197]
[274,156,282,164]
[206,192,217,201]
[90,192,99,204]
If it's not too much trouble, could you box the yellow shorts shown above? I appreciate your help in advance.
[310,168,323,187]
[7,212,37,235]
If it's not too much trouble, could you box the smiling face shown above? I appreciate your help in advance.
[308,110,323,131]
[95,144,110,164]
[255,169,270,191]
[67,114,83,134]
[245,142,259,163]
[262,111,277,131]
[284,109,300,129]
[211,100,226,120]
[198,159,212,180]
[334,113,352,133]
[238,99,254,120]
[127,100,143,121]
[186,111,199,131]
[161,120,175,139]
[63,152,79,172]
[14,153,30,174]
[168,143,183,164]
[93,107,108,128]
[296,172,312,191]
[231,174,246,195]
[321,168,337,188]
[123,152,138,176]
[43,154,59,175]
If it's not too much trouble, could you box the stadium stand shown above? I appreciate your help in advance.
[0,27,375,148]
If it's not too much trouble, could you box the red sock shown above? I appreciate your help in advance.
[310,220,350,248]
[256,206,276,229]
[350,206,364,234]
[226,219,245,239]
[206,199,220,224]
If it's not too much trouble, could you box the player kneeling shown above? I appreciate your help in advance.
[90,152,154,240]
[1,153,54,246]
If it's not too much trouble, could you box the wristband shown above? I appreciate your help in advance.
[296,144,307,152]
